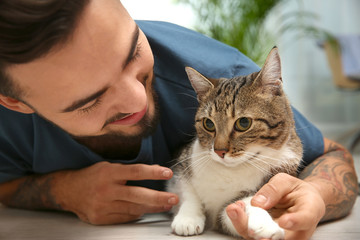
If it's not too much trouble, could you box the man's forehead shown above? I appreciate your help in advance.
[6,0,136,104]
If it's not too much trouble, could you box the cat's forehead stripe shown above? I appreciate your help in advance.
[212,76,249,114]
[218,76,248,95]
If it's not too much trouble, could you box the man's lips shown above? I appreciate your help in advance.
[109,105,147,126]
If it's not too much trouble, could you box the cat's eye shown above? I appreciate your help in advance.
[234,117,252,132]
[203,118,215,132]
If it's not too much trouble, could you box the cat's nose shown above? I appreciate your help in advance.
[215,149,228,158]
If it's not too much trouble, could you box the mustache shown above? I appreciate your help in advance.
[102,112,132,129]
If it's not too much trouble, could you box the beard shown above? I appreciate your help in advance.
[72,86,160,160]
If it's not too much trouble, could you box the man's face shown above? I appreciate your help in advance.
[6,0,156,139]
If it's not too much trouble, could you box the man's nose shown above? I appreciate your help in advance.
[112,76,147,112]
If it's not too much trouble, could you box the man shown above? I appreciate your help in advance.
[0,0,357,239]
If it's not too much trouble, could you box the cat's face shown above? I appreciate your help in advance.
[187,48,295,167]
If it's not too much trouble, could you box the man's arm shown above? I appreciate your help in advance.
[0,162,179,224]
[299,137,358,222]
[0,173,63,211]
[226,137,358,239]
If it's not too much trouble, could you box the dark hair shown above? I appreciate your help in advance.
[0,0,90,98]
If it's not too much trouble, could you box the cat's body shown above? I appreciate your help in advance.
[167,48,303,239]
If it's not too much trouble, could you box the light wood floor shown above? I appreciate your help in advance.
[0,197,359,240]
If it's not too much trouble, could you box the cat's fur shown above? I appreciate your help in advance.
[167,47,303,240]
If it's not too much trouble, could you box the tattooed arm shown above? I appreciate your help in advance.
[299,137,358,222]
[0,174,63,211]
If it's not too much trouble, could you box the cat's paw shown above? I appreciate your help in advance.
[247,206,285,240]
[171,213,206,236]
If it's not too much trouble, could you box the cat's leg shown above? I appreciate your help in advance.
[171,180,206,236]
[219,197,284,240]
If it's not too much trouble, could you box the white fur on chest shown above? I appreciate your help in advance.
[189,139,297,222]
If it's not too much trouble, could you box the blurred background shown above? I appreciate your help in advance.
[122,0,360,174]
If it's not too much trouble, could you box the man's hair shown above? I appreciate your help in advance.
[0,0,90,99]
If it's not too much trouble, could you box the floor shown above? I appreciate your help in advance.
[1,199,359,239]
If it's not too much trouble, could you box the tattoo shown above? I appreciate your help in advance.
[9,175,62,211]
[299,140,359,222]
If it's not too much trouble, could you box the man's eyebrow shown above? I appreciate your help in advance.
[123,25,140,69]
[61,87,108,113]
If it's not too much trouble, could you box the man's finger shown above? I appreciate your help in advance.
[116,185,179,206]
[251,173,298,209]
[113,164,173,181]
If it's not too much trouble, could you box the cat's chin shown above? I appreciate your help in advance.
[211,155,245,168]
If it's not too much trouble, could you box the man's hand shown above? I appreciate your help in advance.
[0,162,179,225]
[226,137,358,240]
[54,162,179,224]
[226,173,325,240]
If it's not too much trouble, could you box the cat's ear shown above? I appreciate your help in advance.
[254,47,283,96]
[185,67,214,101]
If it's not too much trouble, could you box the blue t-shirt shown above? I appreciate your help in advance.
[0,21,324,190]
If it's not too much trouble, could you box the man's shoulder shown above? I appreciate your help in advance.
[137,20,260,80]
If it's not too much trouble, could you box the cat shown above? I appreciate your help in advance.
[167,47,303,240]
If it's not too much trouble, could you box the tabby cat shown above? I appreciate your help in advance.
[167,47,303,239]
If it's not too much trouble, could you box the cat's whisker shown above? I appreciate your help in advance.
[177,92,198,101]
[179,150,209,162]
[252,153,298,170]
[242,151,287,163]
[169,152,206,170]
[240,152,280,169]
[178,130,197,138]
[295,125,312,131]
[187,152,213,174]
[244,161,272,175]
[177,152,210,181]
[183,107,199,111]
[189,154,211,171]
[241,152,298,175]
[170,150,209,163]
[254,162,274,174]
[187,157,214,182]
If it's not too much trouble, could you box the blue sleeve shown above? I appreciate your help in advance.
[292,107,324,167]
[0,106,34,182]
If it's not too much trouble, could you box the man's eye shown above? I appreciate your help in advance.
[78,98,102,114]
[130,42,142,63]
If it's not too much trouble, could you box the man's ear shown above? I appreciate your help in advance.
[0,95,35,114]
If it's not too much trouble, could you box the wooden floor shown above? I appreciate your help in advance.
[0,197,359,240]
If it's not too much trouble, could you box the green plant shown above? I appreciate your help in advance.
[175,0,336,65]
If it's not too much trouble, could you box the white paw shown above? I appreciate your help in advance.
[171,213,206,236]
[247,206,285,240]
